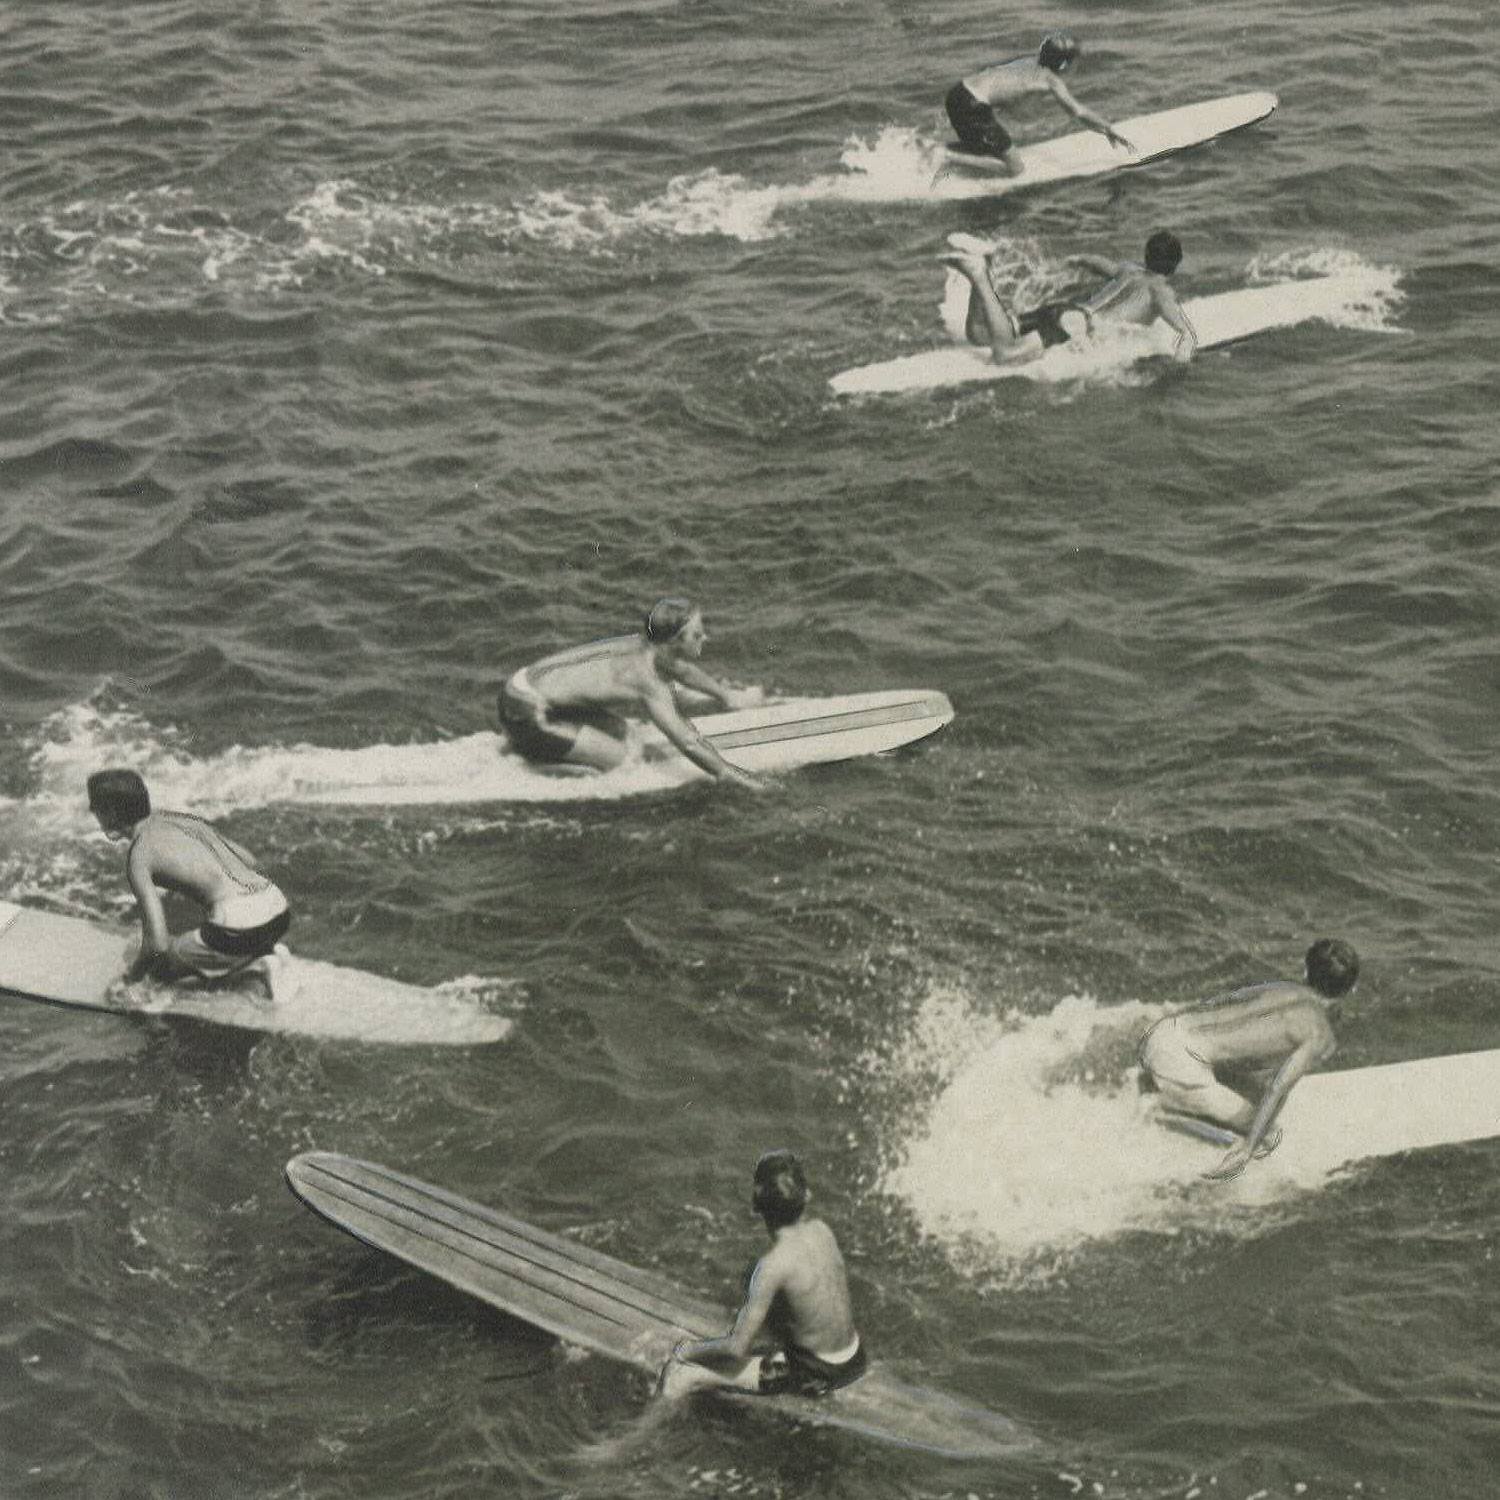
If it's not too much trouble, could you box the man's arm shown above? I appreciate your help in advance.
[1204,1032,1333,1181]
[641,679,766,790]
[677,1257,784,1368]
[1154,282,1198,362]
[662,656,762,712]
[1066,253,1120,278]
[1048,77,1134,151]
[125,842,172,978]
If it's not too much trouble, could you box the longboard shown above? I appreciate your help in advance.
[284,1151,1035,1460]
[0,902,506,1046]
[930,91,1276,201]
[1152,1048,1500,1176]
[831,272,1384,397]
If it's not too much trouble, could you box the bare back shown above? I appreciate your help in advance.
[760,1218,857,1355]
[962,57,1056,105]
[1175,981,1334,1067]
[525,634,661,711]
[130,811,273,919]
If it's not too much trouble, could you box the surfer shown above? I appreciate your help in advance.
[87,769,291,999]
[658,1150,867,1399]
[940,228,1198,365]
[498,597,766,790]
[1137,938,1361,1182]
[943,32,1134,176]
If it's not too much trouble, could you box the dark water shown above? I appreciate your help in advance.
[1,2,1497,1496]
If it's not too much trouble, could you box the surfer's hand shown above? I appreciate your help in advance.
[1106,127,1135,153]
[722,685,765,710]
[1203,1145,1252,1182]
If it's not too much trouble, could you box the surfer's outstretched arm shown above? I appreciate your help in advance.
[1047,77,1134,152]
[1203,1037,1328,1181]
[662,656,762,712]
[1154,282,1198,362]
[641,680,766,791]
[1066,253,1120,278]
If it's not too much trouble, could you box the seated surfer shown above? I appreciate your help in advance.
[87,769,292,999]
[941,228,1198,365]
[1138,937,1361,1182]
[943,32,1134,177]
[658,1150,867,1399]
[498,597,766,791]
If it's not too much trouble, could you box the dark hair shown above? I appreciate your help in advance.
[87,768,151,826]
[644,597,697,644]
[1038,32,1080,72]
[1305,938,1359,998]
[1144,230,1183,276]
[752,1149,809,1228]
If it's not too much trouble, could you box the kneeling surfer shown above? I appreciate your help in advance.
[659,1151,867,1398]
[498,597,766,791]
[87,769,292,999]
[1138,938,1360,1181]
[941,228,1198,365]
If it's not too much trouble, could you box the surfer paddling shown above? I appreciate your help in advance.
[658,1150,868,1399]
[943,32,1134,176]
[1138,938,1361,1182]
[87,769,291,999]
[941,228,1198,365]
[498,597,766,790]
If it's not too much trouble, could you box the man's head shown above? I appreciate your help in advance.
[87,768,150,836]
[1144,230,1183,276]
[752,1149,809,1228]
[1038,32,1081,73]
[644,596,706,657]
[1304,938,1359,999]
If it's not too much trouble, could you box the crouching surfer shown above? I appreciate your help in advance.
[658,1150,868,1399]
[942,228,1198,365]
[87,769,292,1000]
[498,597,767,791]
[1138,938,1360,1181]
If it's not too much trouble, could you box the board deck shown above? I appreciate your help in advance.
[0,902,506,1045]
[691,690,953,772]
[1153,1048,1500,1176]
[930,90,1276,201]
[285,1151,1035,1460]
[831,273,1378,396]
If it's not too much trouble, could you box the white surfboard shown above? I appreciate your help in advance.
[0,901,507,1046]
[831,272,1385,397]
[285,1151,1036,1460]
[690,689,953,772]
[931,90,1276,201]
[1154,1048,1500,1177]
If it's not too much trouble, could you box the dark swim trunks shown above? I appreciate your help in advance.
[1015,301,1075,348]
[497,677,626,766]
[200,908,291,958]
[944,81,1013,158]
[758,1338,869,1397]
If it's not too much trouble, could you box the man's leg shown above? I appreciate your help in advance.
[939,252,1038,362]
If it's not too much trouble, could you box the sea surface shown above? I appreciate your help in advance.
[2,1,1498,1496]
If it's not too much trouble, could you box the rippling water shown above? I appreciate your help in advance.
[2,2,1498,1497]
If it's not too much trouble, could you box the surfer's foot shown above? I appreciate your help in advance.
[938,251,987,282]
[945,231,996,258]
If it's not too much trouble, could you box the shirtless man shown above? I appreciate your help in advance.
[659,1151,867,1399]
[942,229,1198,365]
[1138,938,1361,1182]
[87,769,291,997]
[943,33,1133,177]
[498,597,765,790]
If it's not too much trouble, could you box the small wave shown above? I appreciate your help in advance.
[874,986,1338,1280]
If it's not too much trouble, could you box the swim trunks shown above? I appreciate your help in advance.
[498,670,627,765]
[758,1336,869,1397]
[944,81,1013,158]
[168,886,291,981]
[1015,301,1075,348]
[1137,1017,1217,1099]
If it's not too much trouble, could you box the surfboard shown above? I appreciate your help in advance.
[0,901,507,1045]
[284,1151,1035,1460]
[831,272,1384,397]
[1152,1048,1500,1177]
[690,689,954,773]
[931,90,1277,201]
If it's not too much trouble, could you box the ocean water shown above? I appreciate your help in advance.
[2,1,1498,1496]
